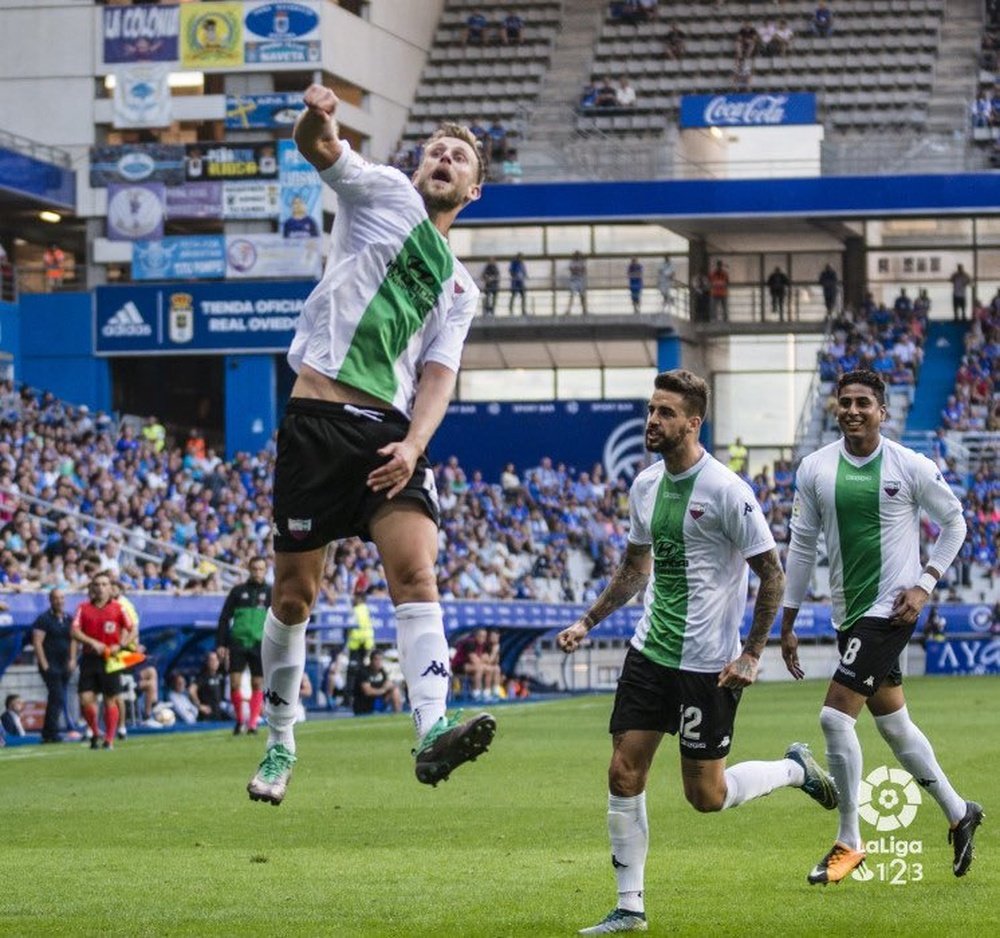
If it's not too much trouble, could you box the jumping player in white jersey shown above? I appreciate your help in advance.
[247,83,495,805]
[781,369,982,884]
[558,370,837,935]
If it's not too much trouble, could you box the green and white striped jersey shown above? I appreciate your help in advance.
[788,437,965,630]
[288,141,479,418]
[628,451,775,672]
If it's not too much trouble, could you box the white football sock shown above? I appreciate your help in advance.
[395,602,449,740]
[261,609,306,753]
[722,758,804,809]
[821,706,863,850]
[607,792,648,914]
[873,706,967,824]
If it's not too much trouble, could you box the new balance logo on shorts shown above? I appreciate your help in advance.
[264,688,289,707]
[420,660,449,678]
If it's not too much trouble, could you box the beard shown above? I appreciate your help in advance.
[646,425,689,455]
[416,177,467,214]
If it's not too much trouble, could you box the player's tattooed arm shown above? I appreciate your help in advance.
[581,541,652,632]
[558,543,650,653]
[743,547,786,659]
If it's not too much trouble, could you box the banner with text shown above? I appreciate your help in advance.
[225,91,303,129]
[222,180,280,218]
[94,280,316,354]
[106,182,166,241]
[179,1,244,69]
[679,93,817,129]
[925,638,1000,675]
[278,138,323,238]
[435,400,649,482]
[226,234,322,279]
[90,144,186,187]
[113,63,172,129]
[102,4,180,64]
[132,236,227,281]
[165,181,223,219]
[244,1,321,66]
[186,143,279,182]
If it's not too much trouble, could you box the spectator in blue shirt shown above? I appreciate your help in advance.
[509,253,527,315]
[811,1,833,37]
[893,288,913,317]
[463,10,488,46]
[502,12,524,44]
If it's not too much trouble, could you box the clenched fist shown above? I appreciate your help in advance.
[556,620,589,654]
[303,83,338,118]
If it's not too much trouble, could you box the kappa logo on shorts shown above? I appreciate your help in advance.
[287,518,312,539]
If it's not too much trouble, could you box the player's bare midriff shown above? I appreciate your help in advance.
[291,363,393,410]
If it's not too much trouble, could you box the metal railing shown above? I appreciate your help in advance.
[13,264,84,295]
[0,129,72,169]
[1,486,246,589]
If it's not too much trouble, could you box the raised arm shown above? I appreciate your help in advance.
[293,83,344,172]
[557,541,652,653]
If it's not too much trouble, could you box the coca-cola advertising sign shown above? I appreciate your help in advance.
[679,93,816,129]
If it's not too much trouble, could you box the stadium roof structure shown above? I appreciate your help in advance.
[461,173,1000,235]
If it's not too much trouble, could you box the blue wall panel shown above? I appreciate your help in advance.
[18,293,111,411]
[224,353,276,458]
[0,300,20,376]
[463,174,1000,224]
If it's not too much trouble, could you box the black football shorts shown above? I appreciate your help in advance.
[272,398,440,552]
[833,616,909,696]
[609,645,741,760]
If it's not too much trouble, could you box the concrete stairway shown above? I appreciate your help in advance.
[925,0,983,134]
[516,0,608,179]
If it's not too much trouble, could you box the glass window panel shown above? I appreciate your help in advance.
[790,252,838,283]
[450,225,544,258]
[713,371,813,447]
[709,255,757,283]
[544,225,593,254]
[976,218,1000,247]
[603,367,657,399]
[592,225,686,254]
[458,369,554,401]
[866,218,973,247]
[556,369,602,399]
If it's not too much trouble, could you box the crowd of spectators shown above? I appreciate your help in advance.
[0,380,270,594]
[816,288,930,393]
[0,298,995,604]
[811,296,998,592]
[580,75,638,111]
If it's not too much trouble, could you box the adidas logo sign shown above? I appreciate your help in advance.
[102,301,152,338]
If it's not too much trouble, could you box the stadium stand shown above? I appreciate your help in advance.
[587,0,945,135]
[401,0,562,156]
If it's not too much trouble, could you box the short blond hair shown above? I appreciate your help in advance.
[425,122,487,184]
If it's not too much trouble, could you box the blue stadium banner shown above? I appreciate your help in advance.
[90,144,186,187]
[244,0,321,65]
[102,3,180,64]
[925,638,1000,676]
[94,280,315,355]
[132,236,227,281]
[0,146,75,211]
[225,92,303,129]
[681,93,817,129]
[435,400,648,481]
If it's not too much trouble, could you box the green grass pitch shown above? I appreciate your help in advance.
[1,677,996,937]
